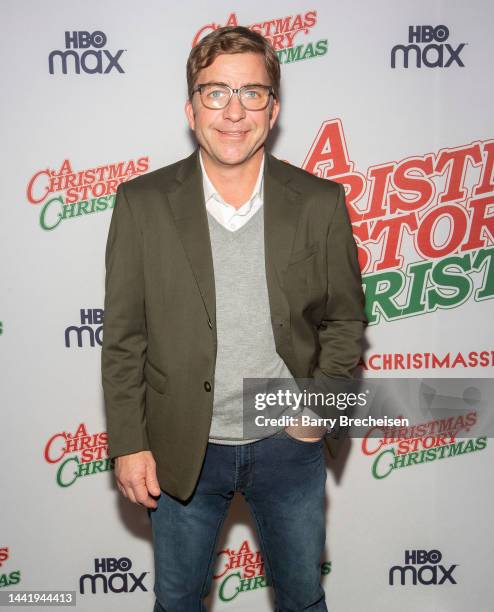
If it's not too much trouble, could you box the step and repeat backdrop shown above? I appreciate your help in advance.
[2,1,493,610]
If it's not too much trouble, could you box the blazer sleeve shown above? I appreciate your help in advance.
[101,183,150,459]
[313,182,367,381]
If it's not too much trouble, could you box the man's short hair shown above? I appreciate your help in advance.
[186,26,281,101]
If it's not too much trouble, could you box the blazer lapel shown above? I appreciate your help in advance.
[166,150,216,326]
[263,153,303,321]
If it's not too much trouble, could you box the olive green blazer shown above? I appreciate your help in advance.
[102,149,366,500]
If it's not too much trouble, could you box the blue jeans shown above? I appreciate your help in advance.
[148,429,328,612]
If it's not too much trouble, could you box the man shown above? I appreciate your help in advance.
[102,26,366,612]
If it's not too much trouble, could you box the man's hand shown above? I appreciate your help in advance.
[284,424,326,442]
[114,450,161,509]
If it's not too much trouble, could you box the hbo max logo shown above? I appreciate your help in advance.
[48,30,125,75]
[391,25,466,68]
[389,549,458,586]
[79,557,148,594]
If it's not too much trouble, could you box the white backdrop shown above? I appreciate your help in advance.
[2,1,493,611]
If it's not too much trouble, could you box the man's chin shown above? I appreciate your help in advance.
[205,147,263,168]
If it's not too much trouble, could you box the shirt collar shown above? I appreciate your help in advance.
[199,150,264,211]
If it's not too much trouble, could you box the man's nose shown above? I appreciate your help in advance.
[222,92,246,121]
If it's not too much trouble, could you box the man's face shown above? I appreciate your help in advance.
[185,52,280,167]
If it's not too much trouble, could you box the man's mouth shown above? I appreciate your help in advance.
[217,129,248,136]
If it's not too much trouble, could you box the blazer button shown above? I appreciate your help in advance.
[204,381,212,392]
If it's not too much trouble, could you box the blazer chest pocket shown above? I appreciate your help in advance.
[287,242,319,266]
[144,360,168,395]
[285,242,323,303]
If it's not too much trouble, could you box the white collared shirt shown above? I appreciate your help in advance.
[199,151,264,232]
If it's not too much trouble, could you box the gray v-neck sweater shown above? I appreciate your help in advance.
[206,206,292,444]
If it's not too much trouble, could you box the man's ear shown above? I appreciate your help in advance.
[185,99,195,131]
[269,98,280,128]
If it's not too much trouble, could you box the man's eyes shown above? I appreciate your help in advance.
[205,87,263,98]
[207,88,228,98]
[243,89,261,98]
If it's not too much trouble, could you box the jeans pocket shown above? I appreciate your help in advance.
[279,429,324,447]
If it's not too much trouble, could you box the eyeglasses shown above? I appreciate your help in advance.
[192,83,275,111]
